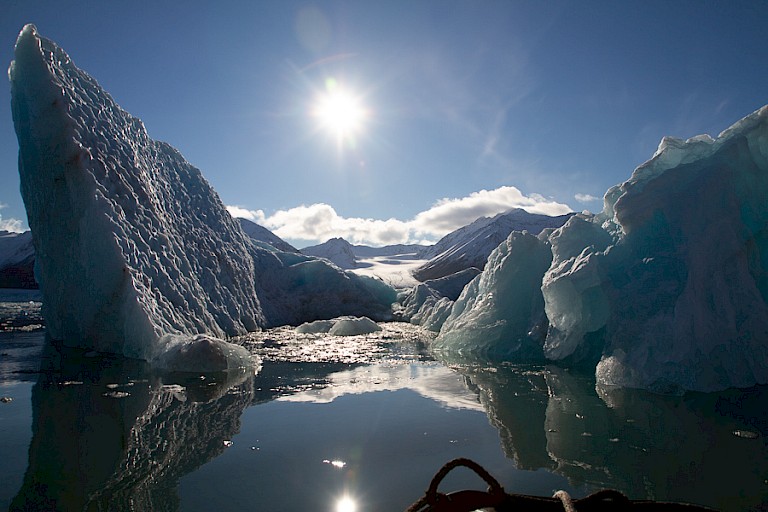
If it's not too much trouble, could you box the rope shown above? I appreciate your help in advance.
[405,458,719,512]
[405,458,505,512]
[553,490,576,512]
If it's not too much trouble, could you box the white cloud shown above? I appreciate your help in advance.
[229,186,572,247]
[412,186,571,234]
[0,216,25,233]
[0,203,26,233]
[574,193,600,203]
[226,205,266,224]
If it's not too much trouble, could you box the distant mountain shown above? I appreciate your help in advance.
[301,238,357,269]
[0,230,37,289]
[238,218,299,253]
[351,243,427,259]
[413,209,573,281]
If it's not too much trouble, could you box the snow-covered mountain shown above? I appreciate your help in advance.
[237,218,298,253]
[9,25,394,368]
[413,209,573,281]
[0,230,36,288]
[301,238,357,269]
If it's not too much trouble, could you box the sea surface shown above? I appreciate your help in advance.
[0,290,766,511]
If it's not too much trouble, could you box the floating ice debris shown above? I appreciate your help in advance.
[102,391,130,399]
[733,430,759,439]
[61,381,83,386]
[0,396,13,403]
[323,459,347,469]
[223,440,234,447]
[105,384,119,389]
[159,384,187,402]
[159,384,186,393]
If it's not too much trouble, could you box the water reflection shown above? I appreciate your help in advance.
[10,347,255,511]
[454,364,768,510]
[8,338,373,512]
[8,331,768,511]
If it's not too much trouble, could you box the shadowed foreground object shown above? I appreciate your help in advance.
[406,459,716,512]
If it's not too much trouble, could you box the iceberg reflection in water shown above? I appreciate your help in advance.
[455,364,768,511]
[4,328,768,511]
[9,345,256,511]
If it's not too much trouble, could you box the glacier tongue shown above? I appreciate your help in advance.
[427,104,768,392]
[9,25,395,370]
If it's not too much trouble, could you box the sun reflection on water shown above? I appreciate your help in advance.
[335,494,357,512]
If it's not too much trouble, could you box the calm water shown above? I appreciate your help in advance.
[1,293,767,511]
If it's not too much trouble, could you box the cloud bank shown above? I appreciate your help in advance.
[0,203,25,233]
[228,186,572,247]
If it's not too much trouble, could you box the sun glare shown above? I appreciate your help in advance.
[312,82,368,144]
[335,495,357,512]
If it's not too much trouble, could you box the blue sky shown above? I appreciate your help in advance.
[1,1,767,247]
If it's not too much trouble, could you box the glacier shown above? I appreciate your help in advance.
[423,105,768,393]
[9,25,395,370]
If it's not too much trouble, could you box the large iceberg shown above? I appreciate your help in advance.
[428,105,768,392]
[9,25,394,368]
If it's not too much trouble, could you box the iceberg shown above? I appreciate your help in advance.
[295,316,382,336]
[434,231,552,361]
[9,25,395,369]
[398,267,480,330]
[429,104,768,392]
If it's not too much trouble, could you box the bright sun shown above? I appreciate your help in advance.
[312,84,367,143]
